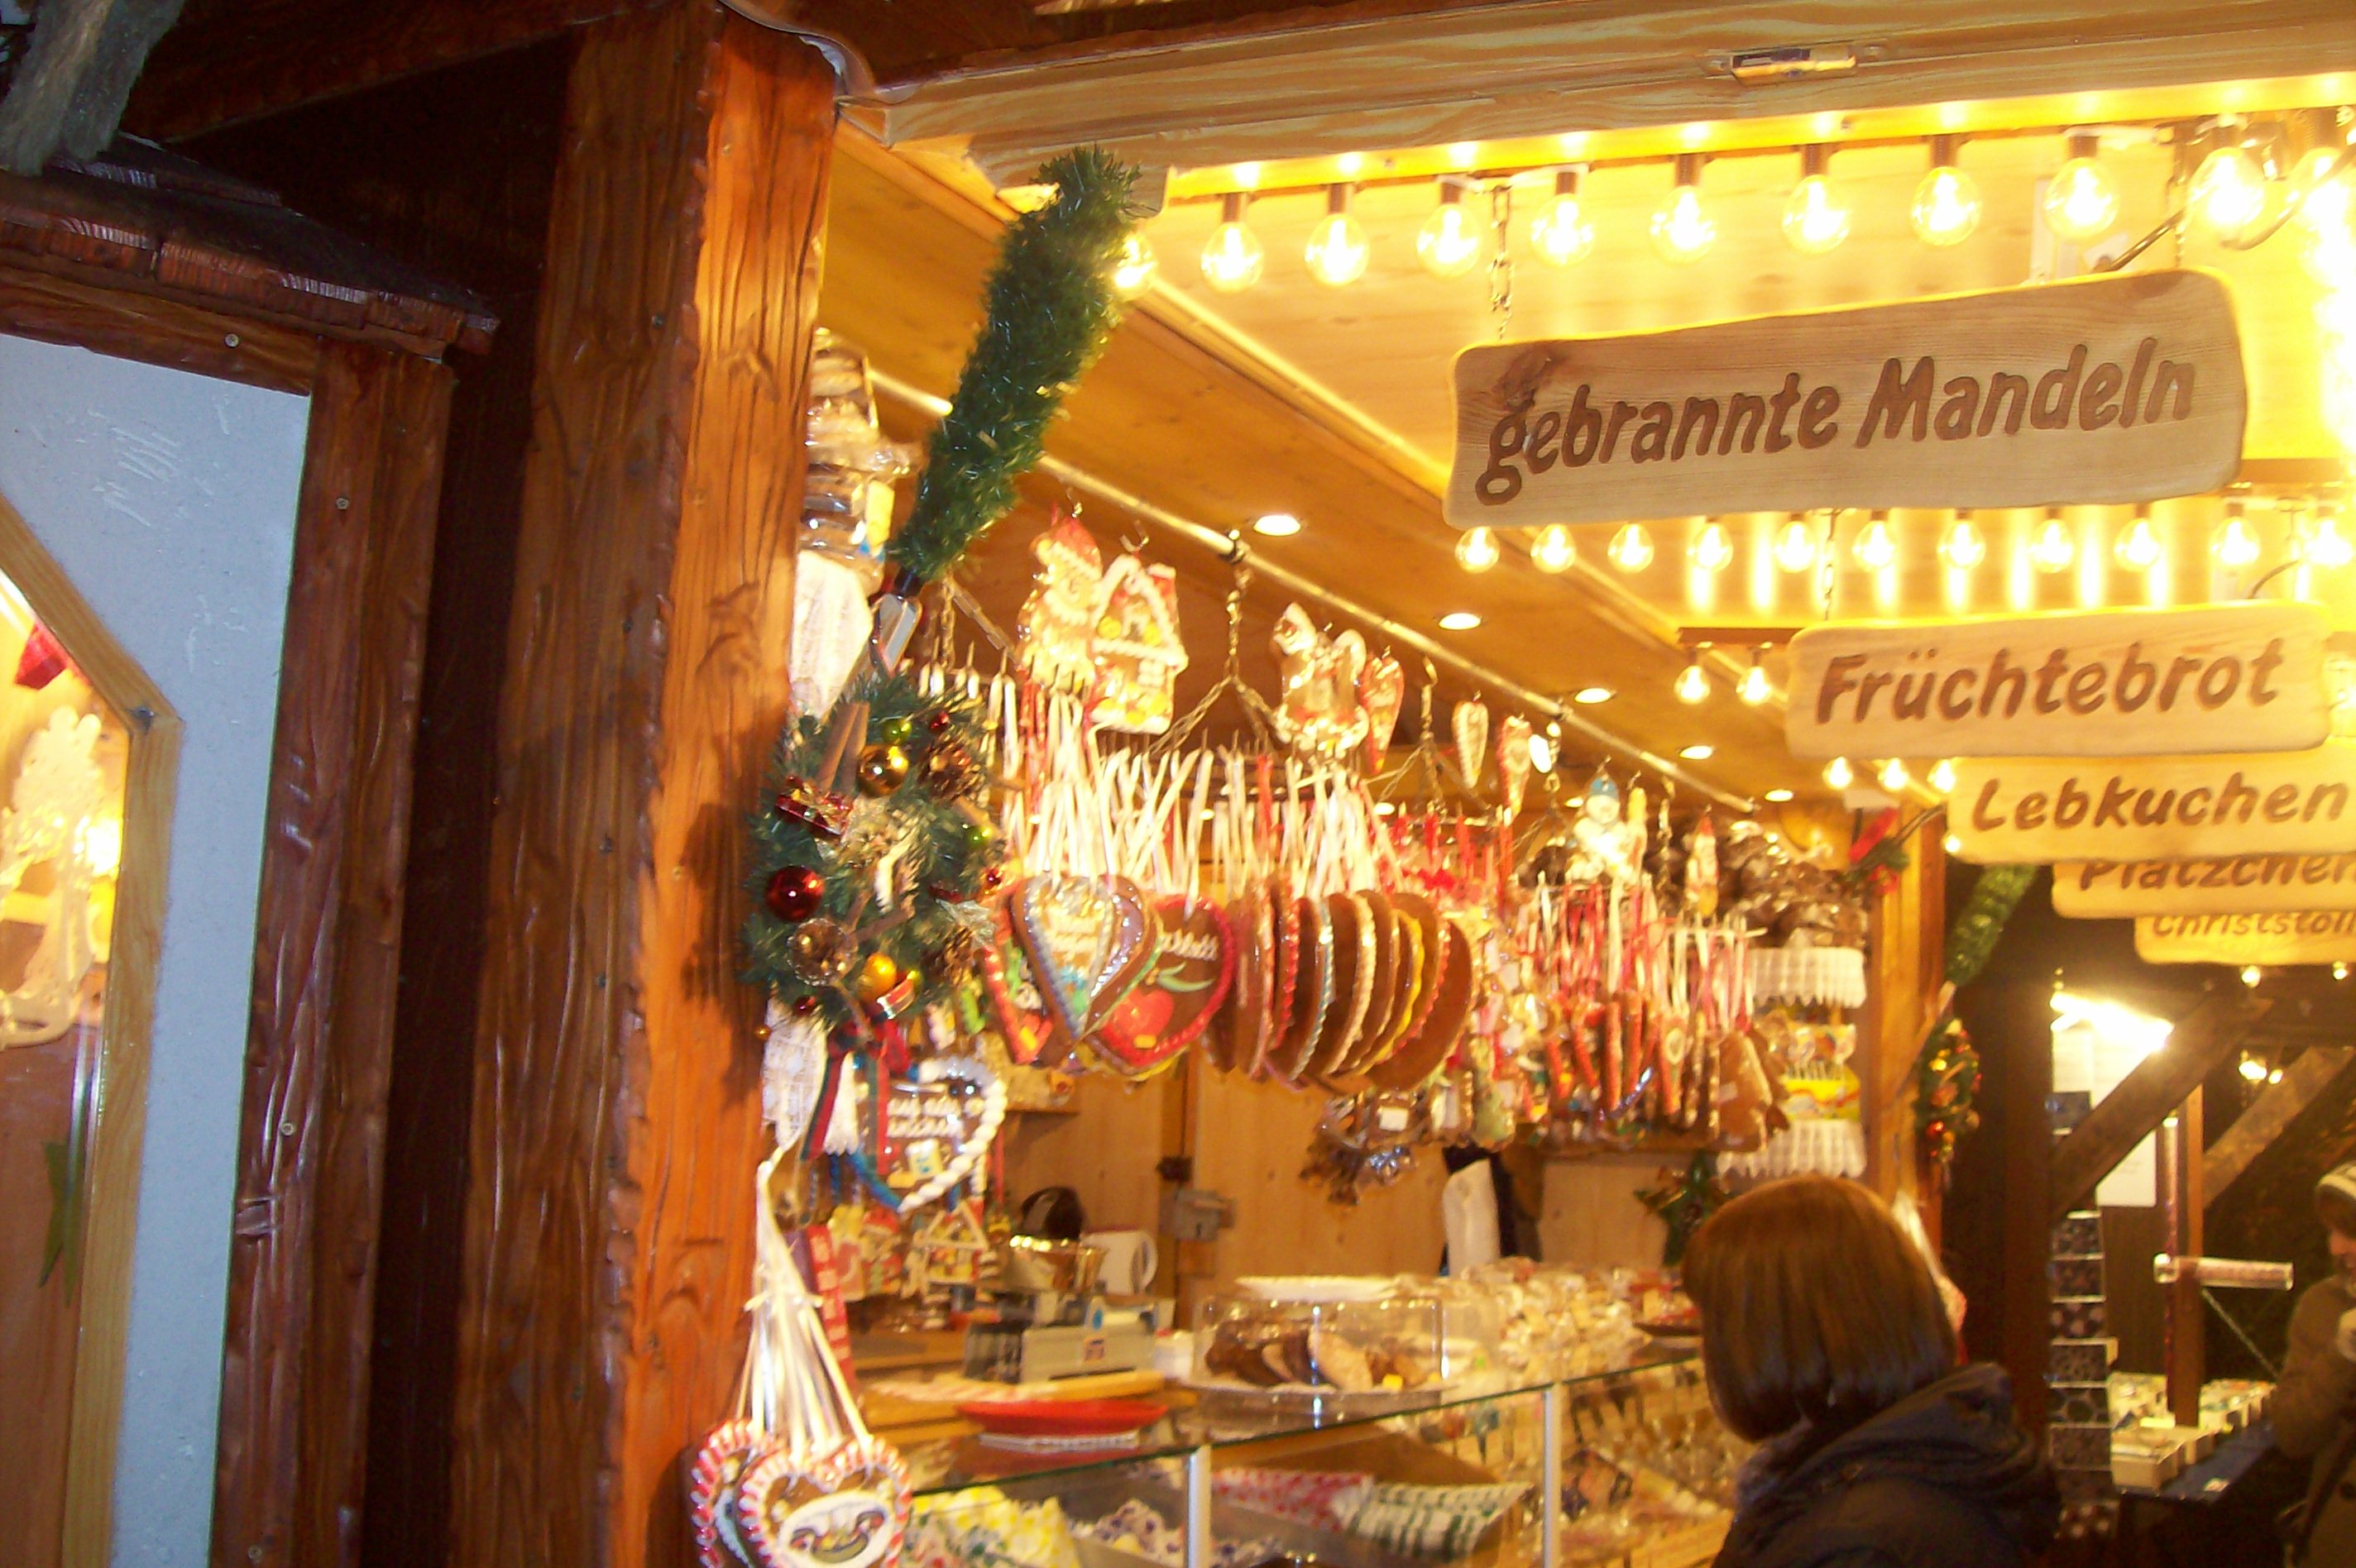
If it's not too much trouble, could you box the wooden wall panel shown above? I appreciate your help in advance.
[1538,1155,1671,1273]
[1001,1078,1171,1235]
[208,340,453,1568]
[446,8,833,1564]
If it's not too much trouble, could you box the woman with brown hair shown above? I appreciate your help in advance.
[1685,1175,2058,1568]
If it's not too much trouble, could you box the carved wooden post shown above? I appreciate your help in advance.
[446,6,833,1563]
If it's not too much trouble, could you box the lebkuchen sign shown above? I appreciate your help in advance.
[1447,270,2243,526]
[2134,911,2356,967]
[1786,603,2329,760]
[2053,853,2356,918]
[1947,742,2356,865]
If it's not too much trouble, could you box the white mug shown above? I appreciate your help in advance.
[1083,1228,1160,1295]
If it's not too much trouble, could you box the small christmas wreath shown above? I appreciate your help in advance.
[743,662,1004,1035]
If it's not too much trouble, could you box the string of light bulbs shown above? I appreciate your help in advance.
[1123,109,2354,299]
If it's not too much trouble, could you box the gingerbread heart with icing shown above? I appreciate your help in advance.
[980,901,1057,1066]
[689,1419,773,1568]
[1012,873,1157,1051]
[1091,896,1233,1078]
[738,1435,911,1568]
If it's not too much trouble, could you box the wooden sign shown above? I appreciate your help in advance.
[1447,270,2243,526]
[1786,603,2328,760]
[1948,742,2356,864]
[2053,853,2356,918]
[2134,911,2356,967]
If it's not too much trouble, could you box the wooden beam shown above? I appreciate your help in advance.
[879,0,2356,187]
[0,0,185,173]
[2048,996,2261,1222]
[445,7,831,1563]
[124,0,653,141]
[2165,1089,2204,1427]
[208,340,453,1568]
[2201,1047,2356,1203]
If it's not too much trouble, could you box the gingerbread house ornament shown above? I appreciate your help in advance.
[1088,554,1188,734]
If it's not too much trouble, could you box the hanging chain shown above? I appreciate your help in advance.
[1487,181,1516,340]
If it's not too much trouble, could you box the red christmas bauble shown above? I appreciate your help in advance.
[764,864,825,923]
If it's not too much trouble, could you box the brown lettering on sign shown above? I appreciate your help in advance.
[1449,271,2243,526]
[2135,910,2356,967]
[2054,853,2356,918]
[1787,604,2329,760]
[1948,742,2356,865]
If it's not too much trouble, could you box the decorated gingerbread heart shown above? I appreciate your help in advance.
[980,901,1057,1066]
[738,1435,912,1568]
[690,1420,775,1568]
[1090,896,1234,1078]
[1496,715,1535,815]
[1011,873,1156,1053]
[1453,700,1490,791]
[1358,653,1405,772]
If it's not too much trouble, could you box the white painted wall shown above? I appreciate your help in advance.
[0,335,308,1567]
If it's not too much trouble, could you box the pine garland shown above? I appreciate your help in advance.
[888,148,1141,586]
[1944,862,2035,989]
[743,664,1002,1031]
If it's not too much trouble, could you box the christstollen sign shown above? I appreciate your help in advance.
[1786,603,2329,761]
[2133,910,2356,967]
[1947,742,2356,864]
[1447,270,2243,527]
[2052,853,2356,918]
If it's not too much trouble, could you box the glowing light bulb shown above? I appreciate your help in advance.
[1929,758,1957,795]
[1674,652,1710,705]
[1690,518,1734,572]
[1939,512,1986,570]
[2298,146,2353,232]
[1113,232,1157,298]
[1607,523,1655,572]
[1200,193,1264,293]
[1942,832,1963,855]
[1304,184,1371,286]
[2239,1055,2268,1083]
[1456,525,1501,572]
[2336,962,2350,982]
[1911,138,1981,246]
[1737,649,1771,706]
[1531,168,1595,266]
[2308,502,2353,568]
[2191,140,2271,241]
[2113,504,2161,571]
[2215,503,2261,567]
[1531,524,1577,573]
[1823,757,1854,790]
[1781,146,1851,255]
[1773,514,1819,573]
[1652,155,1716,264]
[2030,509,2076,574]
[2240,963,2263,988]
[1851,510,1898,571]
[1418,184,1482,278]
[2044,133,2120,243]
[1878,758,1911,792]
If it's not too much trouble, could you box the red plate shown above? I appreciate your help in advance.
[955,1398,1168,1437]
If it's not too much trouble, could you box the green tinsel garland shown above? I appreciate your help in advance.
[888,148,1140,586]
[1639,1152,1728,1269]
[1945,862,2035,990]
[742,663,1003,1032]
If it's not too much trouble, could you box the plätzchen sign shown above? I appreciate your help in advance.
[1448,270,2244,526]
[2052,853,2356,918]
[2134,910,2356,967]
[1947,743,2356,864]
[1786,603,2328,760]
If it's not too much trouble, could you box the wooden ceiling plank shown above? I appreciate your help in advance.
[2049,996,2263,1222]
[125,0,653,141]
[2203,1046,2356,1204]
[879,0,2356,184]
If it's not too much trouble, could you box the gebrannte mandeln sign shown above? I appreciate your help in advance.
[1446,270,2243,526]
[2134,911,2356,967]
[1786,603,2328,760]
[1947,743,2356,864]
[2053,853,2356,918]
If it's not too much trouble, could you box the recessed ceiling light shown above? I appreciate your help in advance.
[1678,743,1715,761]
[1252,512,1301,537]
[1573,686,1614,705]
[1764,787,1794,802]
[1438,610,1482,630]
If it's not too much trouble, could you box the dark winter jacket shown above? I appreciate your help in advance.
[1712,1365,2060,1568]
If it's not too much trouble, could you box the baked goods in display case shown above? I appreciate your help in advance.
[1192,1292,1447,1417]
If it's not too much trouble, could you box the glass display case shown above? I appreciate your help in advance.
[897,1352,1738,1568]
